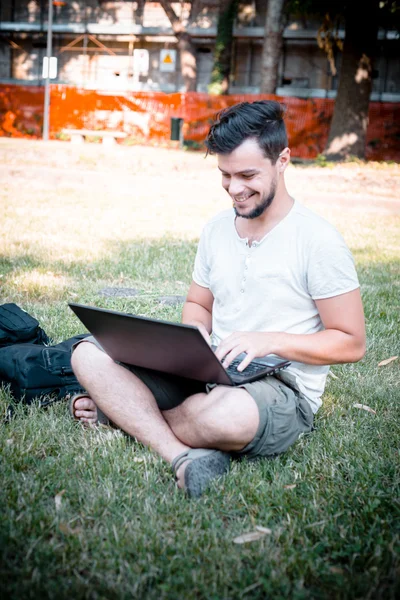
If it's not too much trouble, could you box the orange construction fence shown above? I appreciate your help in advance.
[0,84,399,161]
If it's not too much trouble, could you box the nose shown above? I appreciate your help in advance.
[227,177,245,197]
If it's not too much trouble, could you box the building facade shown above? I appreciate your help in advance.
[0,1,399,100]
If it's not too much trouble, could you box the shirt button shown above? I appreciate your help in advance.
[241,289,244,293]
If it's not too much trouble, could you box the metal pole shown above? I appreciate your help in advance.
[43,0,53,141]
[83,0,87,86]
[83,33,87,86]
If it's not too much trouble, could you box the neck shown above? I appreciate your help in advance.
[235,189,294,243]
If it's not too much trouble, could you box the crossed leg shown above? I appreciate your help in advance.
[162,386,259,452]
[71,341,260,490]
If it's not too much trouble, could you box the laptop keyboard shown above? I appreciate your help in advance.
[225,359,268,376]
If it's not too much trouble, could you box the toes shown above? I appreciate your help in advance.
[74,398,96,411]
[75,409,97,419]
[72,396,98,423]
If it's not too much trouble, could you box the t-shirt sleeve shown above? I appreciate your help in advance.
[192,228,211,288]
[307,228,360,300]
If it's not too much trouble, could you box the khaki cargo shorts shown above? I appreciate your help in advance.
[73,336,314,458]
[235,376,314,458]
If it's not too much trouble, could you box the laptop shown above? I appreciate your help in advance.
[68,303,290,386]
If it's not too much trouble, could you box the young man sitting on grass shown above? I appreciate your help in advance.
[70,100,366,498]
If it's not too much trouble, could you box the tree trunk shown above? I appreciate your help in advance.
[178,31,197,92]
[134,0,145,26]
[158,0,197,92]
[324,1,379,160]
[260,0,286,94]
[209,0,238,95]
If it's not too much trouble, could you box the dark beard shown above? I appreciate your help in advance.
[234,185,276,220]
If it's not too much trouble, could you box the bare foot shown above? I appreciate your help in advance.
[72,394,99,425]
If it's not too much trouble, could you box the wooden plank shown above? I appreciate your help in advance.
[62,129,127,139]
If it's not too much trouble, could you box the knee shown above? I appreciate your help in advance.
[71,341,112,376]
[194,389,259,448]
[213,391,258,436]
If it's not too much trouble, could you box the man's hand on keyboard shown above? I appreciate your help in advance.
[216,331,280,371]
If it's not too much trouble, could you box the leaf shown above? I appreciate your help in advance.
[283,484,297,490]
[233,531,266,544]
[54,490,66,511]
[255,525,272,534]
[59,522,82,535]
[234,527,271,544]
[353,403,377,415]
[378,356,398,367]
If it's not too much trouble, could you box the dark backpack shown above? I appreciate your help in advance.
[0,334,89,407]
[0,303,50,347]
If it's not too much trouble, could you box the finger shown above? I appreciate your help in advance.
[215,344,228,361]
[221,346,243,368]
[237,353,255,372]
[215,336,240,360]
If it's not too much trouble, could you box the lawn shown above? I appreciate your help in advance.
[0,138,399,599]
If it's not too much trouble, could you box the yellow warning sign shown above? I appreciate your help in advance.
[160,49,176,72]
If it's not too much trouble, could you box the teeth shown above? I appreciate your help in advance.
[233,192,254,202]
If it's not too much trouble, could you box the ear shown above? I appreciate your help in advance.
[278,147,291,173]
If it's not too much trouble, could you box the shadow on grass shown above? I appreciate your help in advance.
[0,237,199,293]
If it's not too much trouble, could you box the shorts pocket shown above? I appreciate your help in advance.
[237,378,314,459]
[266,385,301,455]
[295,394,314,432]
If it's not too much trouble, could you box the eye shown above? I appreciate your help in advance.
[242,173,255,180]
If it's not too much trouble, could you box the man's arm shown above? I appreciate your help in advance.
[216,288,366,371]
[182,281,214,344]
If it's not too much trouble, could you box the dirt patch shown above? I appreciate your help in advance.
[2,138,399,222]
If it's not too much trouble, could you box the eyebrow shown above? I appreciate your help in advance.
[218,167,260,175]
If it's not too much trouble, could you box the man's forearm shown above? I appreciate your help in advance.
[216,328,366,370]
[182,301,212,333]
[270,329,366,365]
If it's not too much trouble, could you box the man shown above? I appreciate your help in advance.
[70,100,366,498]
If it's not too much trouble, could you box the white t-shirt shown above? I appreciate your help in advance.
[192,200,360,413]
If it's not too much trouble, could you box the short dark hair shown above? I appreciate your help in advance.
[205,100,288,163]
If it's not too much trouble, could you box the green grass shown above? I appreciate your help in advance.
[0,140,399,599]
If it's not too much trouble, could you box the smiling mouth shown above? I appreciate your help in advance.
[233,192,256,203]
